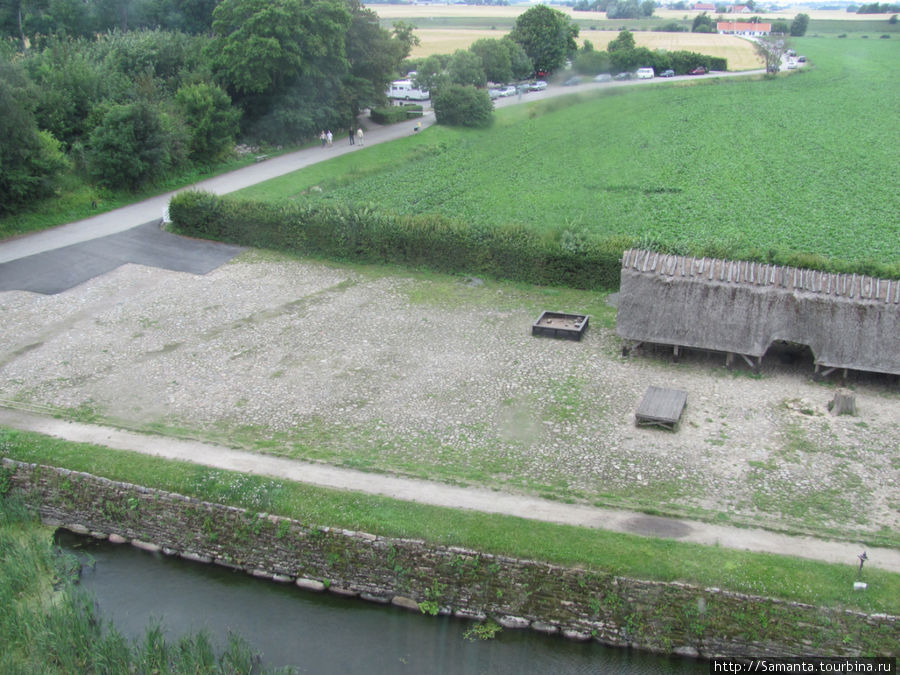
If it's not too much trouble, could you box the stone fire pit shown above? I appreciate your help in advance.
[531,311,589,341]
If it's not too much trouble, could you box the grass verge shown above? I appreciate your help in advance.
[3,426,899,616]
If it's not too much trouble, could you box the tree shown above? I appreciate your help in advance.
[413,54,450,96]
[86,101,170,189]
[174,82,240,163]
[342,5,418,116]
[641,0,655,16]
[504,37,533,80]
[210,0,351,97]
[448,48,485,88]
[0,60,67,213]
[573,49,610,75]
[470,37,513,83]
[790,13,809,36]
[692,12,714,32]
[771,20,789,34]
[606,29,635,53]
[509,4,578,74]
[432,84,492,128]
[753,35,787,74]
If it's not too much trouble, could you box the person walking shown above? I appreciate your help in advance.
[348,127,355,145]
[326,130,333,146]
[356,127,364,146]
[319,130,326,147]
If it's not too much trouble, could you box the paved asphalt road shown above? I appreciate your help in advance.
[0,222,246,295]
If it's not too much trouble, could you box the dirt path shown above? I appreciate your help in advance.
[3,407,897,574]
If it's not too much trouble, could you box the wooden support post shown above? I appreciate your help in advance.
[673,344,680,363]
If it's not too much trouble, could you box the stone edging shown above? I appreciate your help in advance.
[3,458,898,659]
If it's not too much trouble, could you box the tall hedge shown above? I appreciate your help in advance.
[168,191,625,289]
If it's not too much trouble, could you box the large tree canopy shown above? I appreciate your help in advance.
[0,59,67,214]
[509,4,578,74]
[210,0,351,97]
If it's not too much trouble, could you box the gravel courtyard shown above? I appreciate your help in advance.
[2,251,898,542]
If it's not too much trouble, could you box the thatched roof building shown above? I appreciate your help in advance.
[616,249,900,376]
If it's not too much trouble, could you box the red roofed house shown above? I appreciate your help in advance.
[717,21,771,36]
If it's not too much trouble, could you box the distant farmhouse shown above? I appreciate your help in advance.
[717,21,771,35]
[616,249,900,378]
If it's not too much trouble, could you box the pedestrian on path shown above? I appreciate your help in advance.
[326,130,333,146]
[356,127,364,146]
[319,130,326,147]
[348,127,355,145]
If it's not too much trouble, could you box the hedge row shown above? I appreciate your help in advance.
[168,191,628,289]
[369,104,424,125]
[169,192,898,288]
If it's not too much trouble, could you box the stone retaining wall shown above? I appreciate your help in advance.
[4,458,898,658]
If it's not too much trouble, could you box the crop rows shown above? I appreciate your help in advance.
[255,37,898,274]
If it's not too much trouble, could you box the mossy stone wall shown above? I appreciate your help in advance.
[4,458,898,659]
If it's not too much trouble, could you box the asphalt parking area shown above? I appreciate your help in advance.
[0,221,244,294]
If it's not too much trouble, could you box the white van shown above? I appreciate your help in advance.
[387,79,430,101]
[636,68,654,79]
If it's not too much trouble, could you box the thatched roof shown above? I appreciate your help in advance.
[616,249,900,376]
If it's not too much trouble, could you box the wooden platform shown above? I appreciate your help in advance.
[635,386,687,430]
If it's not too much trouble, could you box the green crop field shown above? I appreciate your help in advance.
[239,36,899,275]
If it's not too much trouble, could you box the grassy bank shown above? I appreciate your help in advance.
[0,495,279,673]
[0,145,307,242]
[3,427,899,618]
[239,37,899,277]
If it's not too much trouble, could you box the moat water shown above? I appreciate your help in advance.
[58,531,708,674]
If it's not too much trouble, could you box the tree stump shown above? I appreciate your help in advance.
[828,389,856,416]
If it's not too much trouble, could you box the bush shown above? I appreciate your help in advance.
[432,84,493,128]
[573,50,611,75]
[86,101,172,190]
[370,104,424,125]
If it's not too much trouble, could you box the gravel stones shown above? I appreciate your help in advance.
[1,253,898,540]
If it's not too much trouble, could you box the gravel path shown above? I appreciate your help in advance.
[1,254,897,555]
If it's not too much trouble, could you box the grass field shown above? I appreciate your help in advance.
[239,36,900,275]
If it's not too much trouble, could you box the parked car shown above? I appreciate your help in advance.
[613,72,633,80]
[593,73,612,83]
[636,67,654,79]
[787,59,797,69]
[563,76,581,86]
[530,80,548,91]
[660,69,675,78]
[488,88,502,99]
[689,66,707,75]
[499,85,517,97]
[798,55,807,63]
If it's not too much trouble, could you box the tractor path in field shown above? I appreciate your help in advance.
[2,407,896,574]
